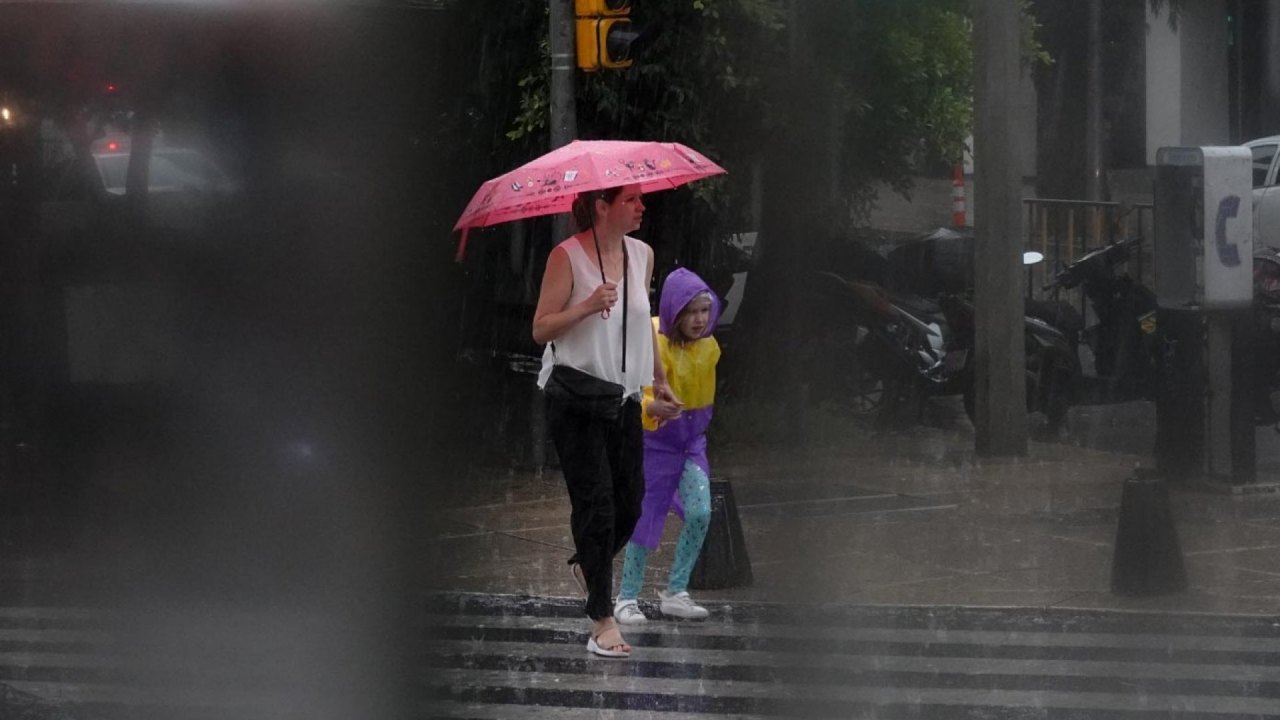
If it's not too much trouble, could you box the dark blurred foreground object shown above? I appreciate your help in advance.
[689,478,753,590]
[1110,469,1187,596]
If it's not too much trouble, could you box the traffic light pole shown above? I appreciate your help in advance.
[549,0,578,155]
[549,0,578,238]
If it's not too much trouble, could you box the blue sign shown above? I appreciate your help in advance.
[1214,194,1242,268]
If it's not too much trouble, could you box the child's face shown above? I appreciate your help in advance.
[676,295,713,341]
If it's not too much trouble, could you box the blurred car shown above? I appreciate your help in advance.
[39,131,240,236]
[1245,135,1280,250]
[92,142,237,198]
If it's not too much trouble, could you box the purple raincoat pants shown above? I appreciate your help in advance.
[630,406,713,550]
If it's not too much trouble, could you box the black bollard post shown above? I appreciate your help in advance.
[1110,469,1188,596]
[689,477,753,590]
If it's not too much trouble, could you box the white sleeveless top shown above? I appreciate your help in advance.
[538,235,654,398]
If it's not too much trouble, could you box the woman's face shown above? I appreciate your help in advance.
[597,184,645,234]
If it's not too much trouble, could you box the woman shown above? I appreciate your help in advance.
[532,183,679,658]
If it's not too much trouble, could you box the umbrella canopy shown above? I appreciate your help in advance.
[453,139,726,260]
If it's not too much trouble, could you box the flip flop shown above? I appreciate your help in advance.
[587,623,631,659]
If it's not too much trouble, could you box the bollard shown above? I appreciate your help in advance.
[689,477,753,590]
[1110,470,1188,596]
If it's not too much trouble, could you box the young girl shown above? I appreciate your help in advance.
[614,268,721,624]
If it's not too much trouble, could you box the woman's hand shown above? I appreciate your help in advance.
[652,381,680,407]
[583,281,619,315]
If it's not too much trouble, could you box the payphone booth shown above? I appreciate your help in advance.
[1153,146,1256,485]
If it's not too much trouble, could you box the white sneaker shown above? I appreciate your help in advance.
[614,598,648,625]
[658,590,709,620]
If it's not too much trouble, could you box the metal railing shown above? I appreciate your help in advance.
[1023,198,1154,311]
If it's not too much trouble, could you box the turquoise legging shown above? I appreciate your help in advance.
[618,460,712,599]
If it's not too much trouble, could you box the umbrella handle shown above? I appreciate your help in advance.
[601,308,611,319]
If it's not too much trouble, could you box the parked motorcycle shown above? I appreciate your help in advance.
[797,269,959,425]
[799,250,1076,430]
[1039,235,1159,405]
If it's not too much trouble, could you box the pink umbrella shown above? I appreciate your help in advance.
[453,139,726,261]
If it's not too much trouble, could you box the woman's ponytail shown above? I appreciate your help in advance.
[571,193,596,231]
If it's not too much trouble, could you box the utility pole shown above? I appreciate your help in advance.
[972,0,1028,456]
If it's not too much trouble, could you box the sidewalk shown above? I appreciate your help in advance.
[427,405,1280,617]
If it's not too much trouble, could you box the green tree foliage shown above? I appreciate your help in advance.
[462,0,975,236]
[810,2,973,223]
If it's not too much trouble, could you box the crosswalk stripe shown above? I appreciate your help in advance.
[0,608,103,621]
[421,699,775,719]
[4,678,306,716]
[424,612,1280,654]
[422,648,1280,701]
[0,628,113,645]
[425,614,1280,668]
[424,593,1280,637]
[429,667,1280,716]
[425,638,1280,683]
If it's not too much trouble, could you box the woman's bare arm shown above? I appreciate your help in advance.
[532,246,616,344]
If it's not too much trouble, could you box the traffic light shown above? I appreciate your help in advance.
[575,0,639,71]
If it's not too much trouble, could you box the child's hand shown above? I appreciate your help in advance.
[648,398,684,421]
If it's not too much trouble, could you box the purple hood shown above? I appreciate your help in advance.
[657,267,721,339]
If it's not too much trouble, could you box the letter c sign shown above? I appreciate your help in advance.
[1215,194,1242,268]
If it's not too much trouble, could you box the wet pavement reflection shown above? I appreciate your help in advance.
[430,397,1280,614]
[413,396,1280,718]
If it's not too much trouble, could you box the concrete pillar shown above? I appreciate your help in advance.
[1146,1,1230,164]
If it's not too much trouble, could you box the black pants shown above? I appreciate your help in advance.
[546,396,644,620]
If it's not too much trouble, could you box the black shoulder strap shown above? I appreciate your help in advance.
[590,227,628,374]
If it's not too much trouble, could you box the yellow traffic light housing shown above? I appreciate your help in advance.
[574,0,629,17]
[576,18,637,71]
[575,0,637,71]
